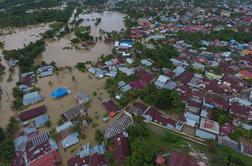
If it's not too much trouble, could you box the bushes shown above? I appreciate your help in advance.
[74,26,93,41]
[75,63,86,72]
[95,129,104,144]
[140,85,184,113]
[3,40,45,72]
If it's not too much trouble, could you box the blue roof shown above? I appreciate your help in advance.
[35,114,49,127]
[51,87,70,99]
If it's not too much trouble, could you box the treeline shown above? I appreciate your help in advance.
[3,40,45,72]
[133,42,179,68]
[177,29,252,45]
[0,117,19,166]
[0,2,75,27]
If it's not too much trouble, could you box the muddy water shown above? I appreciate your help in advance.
[0,11,125,165]
[0,24,50,50]
[41,34,113,66]
[78,11,125,37]
[36,69,114,165]
[0,51,19,127]
[41,11,125,67]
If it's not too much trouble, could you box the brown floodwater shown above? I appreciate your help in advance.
[0,24,50,50]
[0,11,125,165]
[36,70,114,165]
[41,11,125,67]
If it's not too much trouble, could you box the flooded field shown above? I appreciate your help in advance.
[41,11,125,66]
[78,11,125,37]
[41,35,113,66]
[0,24,50,50]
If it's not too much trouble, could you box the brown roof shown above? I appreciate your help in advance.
[19,105,47,121]
[114,136,130,162]
[168,152,199,166]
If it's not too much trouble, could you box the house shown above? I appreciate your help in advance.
[140,59,153,66]
[230,102,252,121]
[185,100,202,114]
[62,104,87,121]
[118,81,132,92]
[68,143,108,166]
[12,132,58,166]
[34,114,49,128]
[102,99,120,117]
[184,112,200,127]
[136,68,155,85]
[38,65,54,78]
[173,66,185,77]
[118,67,135,76]
[143,107,177,129]
[192,62,205,71]
[195,129,216,140]
[74,91,91,105]
[56,121,73,133]
[20,72,36,87]
[168,152,199,166]
[19,105,47,121]
[113,135,130,163]
[154,75,170,89]
[30,150,61,166]
[218,136,239,151]
[127,102,148,115]
[61,133,79,149]
[22,91,44,106]
[104,112,134,139]
[199,118,220,135]
[239,70,252,80]
[155,155,166,165]
[204,94,229,110]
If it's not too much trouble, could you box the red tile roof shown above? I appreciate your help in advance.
[90,153,107,166]
[114,136,129,162]
[102,100,120,117]
[136,69,155,84]
[19,105,47,121]
[30,150,61,166]
[168,152,199,166]
[144,107,177,127]
[155,155,166,165]
[240,70,252,79]
[129,80,145,89]
[230,102,252,119]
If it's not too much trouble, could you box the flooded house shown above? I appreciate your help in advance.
[22,91,44,106]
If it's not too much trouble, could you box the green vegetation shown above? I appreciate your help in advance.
[140,85,184,113]
[211,109,230,126]
[125,119,252,166]
[43,22,64,38]
[125,121,203,166]
[206,140,251,166]
[0,117,19,165]
[74,26,93,41]
[0,41,4,48]
[132,42,179,68]
[177,29,252,47]
[95,129,104,144]
[230,127,252,141]
[75,62,86,72]
[3,40,45,72]
[12,87,24,110]
[0,2,75,28]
